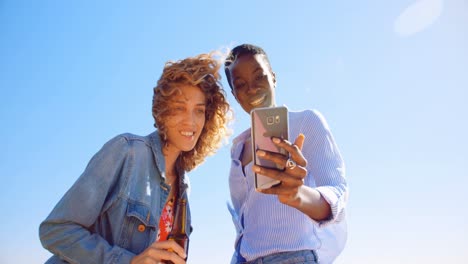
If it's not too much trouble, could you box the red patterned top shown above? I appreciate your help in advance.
[157,196,175,241]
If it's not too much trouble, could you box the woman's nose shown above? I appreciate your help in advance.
[247,84,259,94]
[183,111,197,125]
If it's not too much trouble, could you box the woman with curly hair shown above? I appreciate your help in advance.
[39,52,231,264]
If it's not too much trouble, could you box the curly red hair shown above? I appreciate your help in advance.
[152,52,231,171]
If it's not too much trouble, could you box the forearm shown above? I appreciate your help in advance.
[40,220,134,264]
[283,185,332,221]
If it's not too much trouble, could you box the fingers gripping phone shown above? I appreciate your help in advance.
[251,106,289,189]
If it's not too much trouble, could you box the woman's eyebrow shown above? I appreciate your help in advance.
[253,67,262,74]
[173,100,206,106]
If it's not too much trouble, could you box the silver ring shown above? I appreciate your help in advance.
[286,158,297,170]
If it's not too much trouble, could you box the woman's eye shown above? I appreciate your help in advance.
[235,81,246,89]
[256,74,266,81]
[196,108,206,114]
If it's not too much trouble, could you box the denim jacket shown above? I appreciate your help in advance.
[39,131,192,264]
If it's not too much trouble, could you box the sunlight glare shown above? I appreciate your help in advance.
[394,0,444,37]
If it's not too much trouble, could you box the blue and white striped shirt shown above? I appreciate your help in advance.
[228,109,348,262]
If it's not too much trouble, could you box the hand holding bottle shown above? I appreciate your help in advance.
[130,240,186,264]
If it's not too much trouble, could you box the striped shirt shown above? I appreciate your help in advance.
[228,109,348,262]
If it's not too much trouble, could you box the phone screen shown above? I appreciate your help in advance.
[250,106,289,189]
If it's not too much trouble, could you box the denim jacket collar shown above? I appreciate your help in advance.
[149,131,188,195]
[149,131,166,180]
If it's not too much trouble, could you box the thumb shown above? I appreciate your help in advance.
[294,133,305,150]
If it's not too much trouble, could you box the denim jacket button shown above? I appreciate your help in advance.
[137,224,146,232]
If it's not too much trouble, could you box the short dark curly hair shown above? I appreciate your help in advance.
[152,52,231,172]
[224,44,272,90]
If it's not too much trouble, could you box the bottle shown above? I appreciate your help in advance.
[167,198,189,259]
[164,175,189,264]
[167,198,189,255]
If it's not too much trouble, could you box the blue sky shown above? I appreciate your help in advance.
[1,0,467,263]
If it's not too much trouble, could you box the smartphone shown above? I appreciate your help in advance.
[251,106,289,189]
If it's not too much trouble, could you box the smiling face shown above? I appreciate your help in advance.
[227,53,276,114]
[164,84,207,156]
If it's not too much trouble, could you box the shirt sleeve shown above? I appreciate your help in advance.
[300,110,348,226]
[39,135,135,264]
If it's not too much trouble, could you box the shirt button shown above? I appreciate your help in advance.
[138,224,146,232]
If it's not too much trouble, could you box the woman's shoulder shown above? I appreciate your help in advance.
[289,109,328,126]
[100,131,158,153]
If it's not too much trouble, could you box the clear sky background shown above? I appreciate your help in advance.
[1,0,467,263]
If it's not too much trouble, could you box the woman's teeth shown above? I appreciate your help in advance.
[250,95,266,106]
[181,131,194,136]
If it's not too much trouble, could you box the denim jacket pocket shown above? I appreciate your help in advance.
[120,201,157,254]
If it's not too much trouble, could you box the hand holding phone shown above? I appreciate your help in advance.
[251,106,289,189]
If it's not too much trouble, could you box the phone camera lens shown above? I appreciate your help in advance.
[267,116,274,125]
